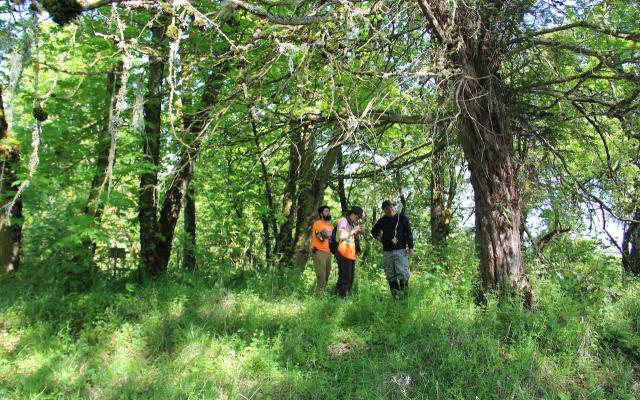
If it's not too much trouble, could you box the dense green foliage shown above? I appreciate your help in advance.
[1,0,640,398]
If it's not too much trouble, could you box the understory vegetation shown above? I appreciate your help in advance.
[2,238,639,399]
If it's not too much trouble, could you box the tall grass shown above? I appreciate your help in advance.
[1,238,639,399]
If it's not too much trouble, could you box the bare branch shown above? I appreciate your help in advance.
[524,39,614,61]
[536,227,571,254]
[600,205,624,254]
[513,62,605,92]
[416,0,450,45]
[368,112,427,125]
[255,0,303,6]
[511,22,640,45]
[514,71,636,92]
[80,0,123,11]
[529,89,617,107]
[340,140,448,180]
[537,133,639,223]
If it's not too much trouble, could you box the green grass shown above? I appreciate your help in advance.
[1,256,639,399]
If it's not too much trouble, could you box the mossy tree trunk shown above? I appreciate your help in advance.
[138,23,166,276]
[417,0,532,305]
[0,85,22,273]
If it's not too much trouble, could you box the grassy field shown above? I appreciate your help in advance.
[1,245,639,399]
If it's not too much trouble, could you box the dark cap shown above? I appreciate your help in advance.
[348,206,364,218]
[381,200,396,210]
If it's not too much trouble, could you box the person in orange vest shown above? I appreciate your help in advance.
[310,205,334,293]
[335,206,364,298]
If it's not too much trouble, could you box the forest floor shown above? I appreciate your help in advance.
[1,254,639,399]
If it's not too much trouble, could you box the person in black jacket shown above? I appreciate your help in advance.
[370,200,414,299]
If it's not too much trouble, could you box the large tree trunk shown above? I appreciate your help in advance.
[273,127,302,257]
[290,136,341,270]
[287,126,316,269]
[138,24,166,276]
[457,77,530,304]
[417,0,531,305]
[156,148,195,271]
[0,84,22,272]
[153,65,228,274]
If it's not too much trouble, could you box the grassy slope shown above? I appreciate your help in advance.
[1,254,639,399]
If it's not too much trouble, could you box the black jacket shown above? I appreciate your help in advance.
[370,213,414,252]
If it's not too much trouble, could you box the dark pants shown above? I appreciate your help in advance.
[335,252,355,298]
[388,279,408,300]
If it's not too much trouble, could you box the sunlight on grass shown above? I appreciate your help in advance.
[99,324,149,390]
[0,330,20,352]
[168,295,187,319]
[1,265,639,399]
[50,357,89,393]
[15,353,48,377]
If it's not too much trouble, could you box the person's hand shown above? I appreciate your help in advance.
[353,226,363,235]
[322,228,332,237]
[407,248,415,258]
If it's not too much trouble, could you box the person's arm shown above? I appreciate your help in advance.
[338,218,350,241]
[371,219,382,241]
[403,215,415,256]
[401,215,413,248]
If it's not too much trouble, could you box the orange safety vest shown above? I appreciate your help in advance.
[337,217,358,261]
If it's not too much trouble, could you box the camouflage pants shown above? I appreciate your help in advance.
[382,249,410,282]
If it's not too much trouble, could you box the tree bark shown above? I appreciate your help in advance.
[458,80,530,304]
[417,0,532,305]
[622,208,640,275]
[138,24,166,276]
[138,21,230,276]
[0,85,21,273]
[273,127,302,257]
[289,135,341,270]
[288,126,316,269]
[156,147,195,271]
